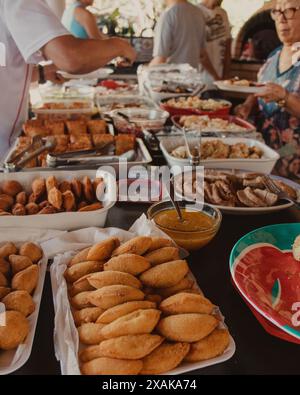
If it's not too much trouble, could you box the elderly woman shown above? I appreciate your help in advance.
[236,0,300,180]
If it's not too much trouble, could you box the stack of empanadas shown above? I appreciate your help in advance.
[64,236,231,375]
[0,242,43,351]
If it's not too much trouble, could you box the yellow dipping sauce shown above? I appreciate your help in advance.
[153,209,220,251]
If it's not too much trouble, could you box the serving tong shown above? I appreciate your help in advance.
[182,127,201,167]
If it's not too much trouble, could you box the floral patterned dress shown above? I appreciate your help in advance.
[257,46,300,180]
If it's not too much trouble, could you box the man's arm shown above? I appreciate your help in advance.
[74,7,106,40]
[200,49,220,81]
[149,56,167,67]
[223,39,232,79]
[42,35,136,74]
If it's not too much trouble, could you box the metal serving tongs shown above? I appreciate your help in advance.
[4,136,57,172]
[182,127,201,167]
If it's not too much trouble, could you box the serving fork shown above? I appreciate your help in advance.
[262,175,300,209]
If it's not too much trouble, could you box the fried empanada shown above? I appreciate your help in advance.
[71,291,94,309]
[32,178,46,199]
[159,293,214,315]
[157,314,219,343]
[48,187,63,210]
[11,265,39,294]
[0,258,10,276]
[101,309,161,339]
[2,180,23,197]
[2,290,35,317]
[78,323,106,345]
[9,255,33,275]
[73,307,104,327]
[88,285,144,309]
[87,238,120,261]
[185,329,230,362]
[147,237,174,252]
[69,274,95,296]
[0,272,8,287]
[69,247,91,267]
[144,247,180,266]
[104,254,150,276]
[19,242,43,263]
[81,357,142,376]
[140,260,189,289]
[71,178,82,199]
[78,203,103,212]
[62,190,76,212]
[0,311,29,350]
[64,261,103,283]
[0,242,18,259]
[0,286,11,299]
[87,271,142,290]
[82,176,95,202]
[157,276,194,298]
[46,176,58,194]
[140,342,190,375]
[96,300,156,324]
[112,236,152,257]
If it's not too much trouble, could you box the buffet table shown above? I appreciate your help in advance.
[12,204,300,375]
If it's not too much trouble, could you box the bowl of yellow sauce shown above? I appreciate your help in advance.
[148,201,222,251]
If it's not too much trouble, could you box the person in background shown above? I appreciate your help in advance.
[0,0,136,159]
[150,0,219,80]
[198,0,232,89]
[62,0,106,40]
[235,0,300,180]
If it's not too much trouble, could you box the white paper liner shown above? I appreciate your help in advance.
[47,215,235,375]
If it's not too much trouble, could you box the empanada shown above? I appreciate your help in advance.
[71,178,82,199]
[81,357,142,376]
[87,238,120,261]
[0,242,17,258]
[69,275,95,296]
[139,260,189,288]
[48,187,63,210]
[101,309,161,339]
[96,301,156,324]
[104,254,150,276]
[140,342,190,375]
[87,271,142,290]
[147,237,174,252]
[82,176,95,202]
[0,311,29,350]
[157,314,219,343]
[71,291,94,309]
[2,290,35,317]
[144,247,180,266]
[46,176,58,194]
[73,307,104,327]
[78,323,106,345]
[88,285,144,309]
[0,286,11,299]
[112,236,152,257]
[157,276,194,298]
[62,190,76,212]
[0,272,8,287]
[185,329,230,362]
[11,265,39,294]
[9,255,33,275]
[0,258,9,276]
[64,261,103,283]
[19,242,43,263]
[69,247,91,267]
[159,293,214,315]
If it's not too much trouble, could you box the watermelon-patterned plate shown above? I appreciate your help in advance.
[230,223,300,342]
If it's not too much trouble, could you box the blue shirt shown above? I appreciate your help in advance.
[62,2,89,39]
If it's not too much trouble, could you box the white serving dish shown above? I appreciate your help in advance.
[214,81,265,94]
[58,68,113,80]
[160,137,280,174]
[47,220,235,376]
[0,170,115,231]
[96,94,157,114]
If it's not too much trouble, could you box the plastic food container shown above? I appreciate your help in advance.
[32,99,96,121]
[148,200,222,251]
[96,94,157,114]
[39,86,95,102]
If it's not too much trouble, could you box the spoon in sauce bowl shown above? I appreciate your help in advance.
[165,179,184,223]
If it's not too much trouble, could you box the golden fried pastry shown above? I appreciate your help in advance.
[11,265,39,294]
[112,236,152,257]
[44,120,65,135]
[104,254,150,276]
[87,271,141,290]
[32,178,46,199]
[78,322,106,345]
[2,290,35,317]
[140,342,190,375]
[48,187,63,210]
[38,205,57,215]
[64,261,103,283]
[0,286,11,299]
[81,357,142,376]
[159,293,214,315]
[69,247,91,267]
[0,210,12,216]
[144,247,180,266]
[101,309,161,339]
[28,193,39,204]
[12,203,26,216]
[157,276,194,298]
[46,176,58,194]
[66,120,87,135]
[88,285,144,309]
[53,135,69,154]
[157,314,219,343]
[78,203,103,212]
[71,178,82,199]
[115,134,136,156]
[92,134,114,149]
[82,176,95,203]
[94,334,164,361]
[87,120,107,135]
[62,190,76,212]
[0,257,10,276]
[0,242,17,258]
[69,134,92,151]
[69,274,95,296]
[16,191,27,205]
[71,291,94,309]
[96,301,156,324]
[87,238,120,261]
[185,329,230,362]
[145,294,162,304]
[19,243,43,263]
[9,255,33,275]
[147,237,174,252]
[59,181,72,194]
[0,272,8,287]
[0,194,14,211]
[2,181,23,197]
[140,260,189,289]
[73,307,104,327]
[0,311,29,350]
[23,124,50,138]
